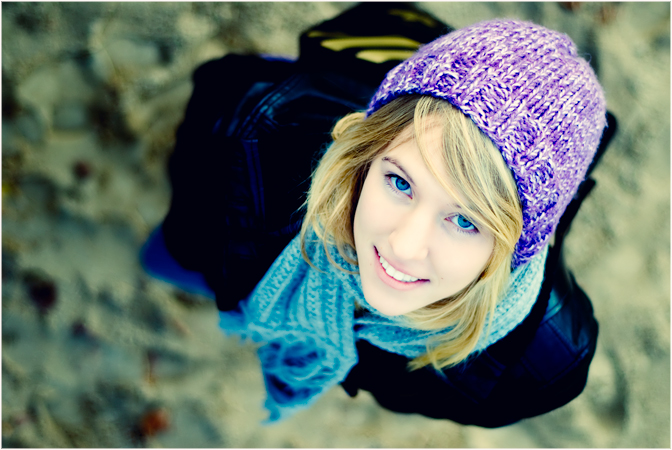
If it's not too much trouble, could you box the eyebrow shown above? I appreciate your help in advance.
[382,156,416,186]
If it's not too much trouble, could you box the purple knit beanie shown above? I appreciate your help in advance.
[366,19,607,269]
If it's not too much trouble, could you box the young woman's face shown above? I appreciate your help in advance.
[353,121,495,316]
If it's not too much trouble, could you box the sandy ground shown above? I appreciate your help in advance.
[1,2,669,448]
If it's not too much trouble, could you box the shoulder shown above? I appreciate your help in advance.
[521,263,598,383]
[468,254,599,424]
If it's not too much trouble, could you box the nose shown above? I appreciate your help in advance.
[388,207,431,261]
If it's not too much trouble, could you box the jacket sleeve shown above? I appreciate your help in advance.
[161,55,294,306]
[341,257,599,428]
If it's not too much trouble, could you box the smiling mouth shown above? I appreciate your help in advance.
[378,254,420,282]
[375,247,427,285]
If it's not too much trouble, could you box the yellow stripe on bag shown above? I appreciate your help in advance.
[318,36,421,52]
[355,49,417,64]
[307,31,348,38]
[388,9,439,28]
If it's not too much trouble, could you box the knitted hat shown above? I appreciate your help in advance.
[366,19,607,268]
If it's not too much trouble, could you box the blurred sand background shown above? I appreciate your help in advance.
[2,2,669,448]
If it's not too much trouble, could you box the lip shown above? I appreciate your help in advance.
[374,247,428,291]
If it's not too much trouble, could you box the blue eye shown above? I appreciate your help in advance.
[450,215,477,232]
[392,175,411,195]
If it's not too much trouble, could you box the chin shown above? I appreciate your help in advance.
[369,304,406,317]
[363,291,411,317]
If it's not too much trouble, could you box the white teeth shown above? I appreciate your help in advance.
[378,254,420,283]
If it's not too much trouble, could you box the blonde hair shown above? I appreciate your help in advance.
[300,95,523,370]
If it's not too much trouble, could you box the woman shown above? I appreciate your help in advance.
[143,10,611,427]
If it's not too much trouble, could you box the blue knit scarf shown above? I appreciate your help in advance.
[219,231,547,423]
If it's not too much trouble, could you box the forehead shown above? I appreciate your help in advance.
[381,118,478,211]
[386,113,442,148]
[384,117,445,168]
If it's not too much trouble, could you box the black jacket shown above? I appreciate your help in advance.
[160,3,614,427]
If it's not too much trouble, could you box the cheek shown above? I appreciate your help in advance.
[434,236,494,284]
[442,241,493,280]
[353,186,371,250]
[354,177,383,238]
